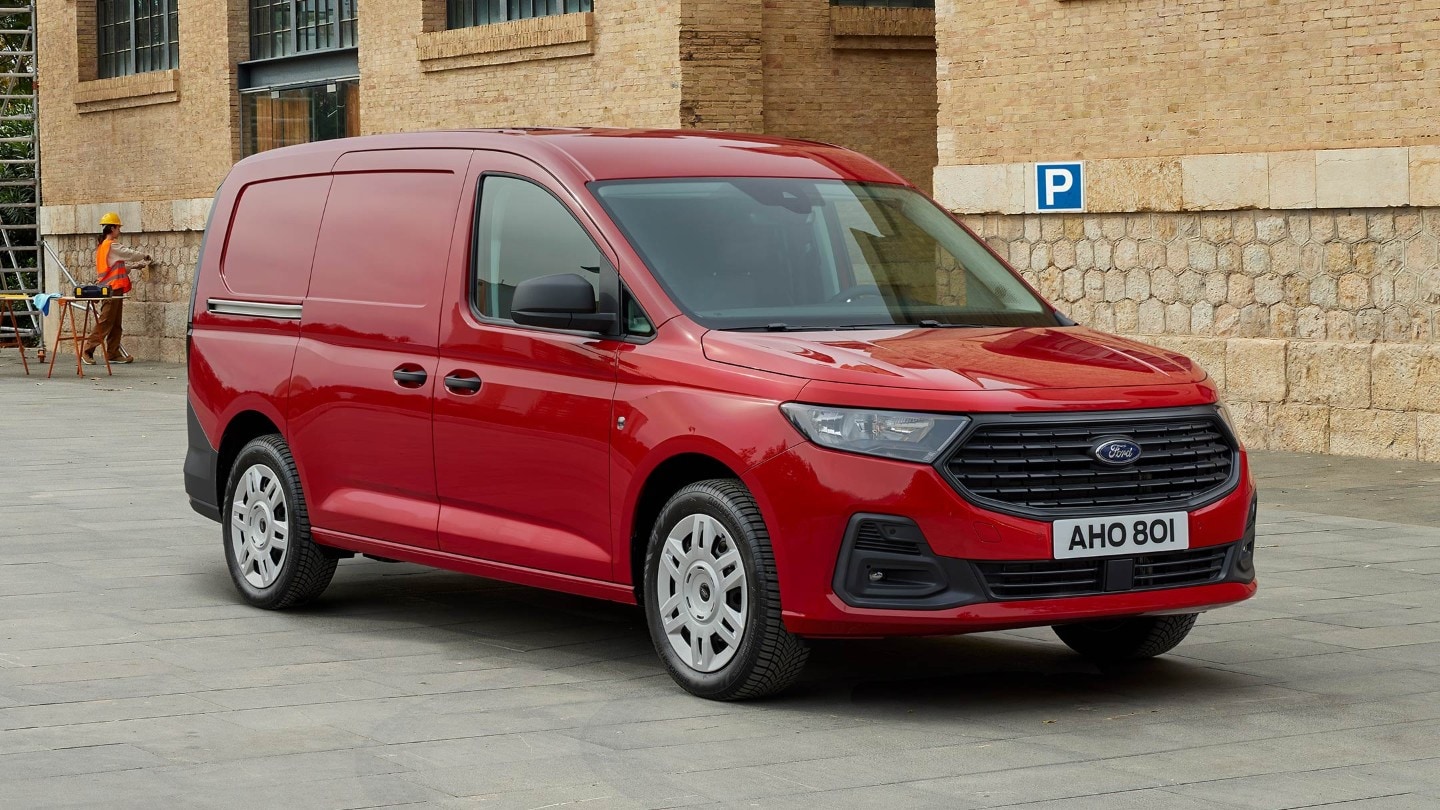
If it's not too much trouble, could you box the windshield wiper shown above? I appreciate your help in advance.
[914,320,991,328]
[720,321,997,333]
[721,323,906,333]
[820,321,993,330]
[721,323,809,332]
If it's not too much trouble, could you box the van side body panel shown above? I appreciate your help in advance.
[433,151,620,580]
[287,148,472,550]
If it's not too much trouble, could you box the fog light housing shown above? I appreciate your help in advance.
[1232,493,1258,581]
[831,514,987,609]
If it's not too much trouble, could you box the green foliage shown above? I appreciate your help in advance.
[0,11,35,286]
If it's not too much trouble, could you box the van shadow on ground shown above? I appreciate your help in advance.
[229,557,1269,716]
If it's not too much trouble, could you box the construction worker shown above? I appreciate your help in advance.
[82,212,150,365]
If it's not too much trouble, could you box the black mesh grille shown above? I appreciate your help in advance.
[975,544,1232,600]
[1134,545,1229,588]
[852,520,923,556]
[943,411,1236,516]
[973,559,1102,599]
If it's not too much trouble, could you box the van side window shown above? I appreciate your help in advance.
[474,176,602,321]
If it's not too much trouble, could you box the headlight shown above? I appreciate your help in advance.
[780,403,969,463]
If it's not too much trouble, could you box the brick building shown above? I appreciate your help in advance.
[40,1,1439,461]
[37,0,938,363]
[934,0,1440,460]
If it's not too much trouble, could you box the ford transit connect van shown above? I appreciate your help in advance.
[185,130,1257,700]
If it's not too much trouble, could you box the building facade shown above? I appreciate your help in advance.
[934,0,1440,461]
[37,0,938,363]
[42,1,1437,461]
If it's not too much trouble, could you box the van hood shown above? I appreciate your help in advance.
[700,326,1206,392]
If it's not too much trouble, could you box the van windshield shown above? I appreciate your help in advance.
[591,178,1058,331]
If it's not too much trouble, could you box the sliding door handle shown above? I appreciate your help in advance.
[444,372,482,394]
[392,367,428,388]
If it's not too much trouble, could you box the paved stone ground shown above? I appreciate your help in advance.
[2,356,1439,809]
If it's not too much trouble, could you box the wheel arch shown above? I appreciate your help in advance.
[216,409,284,508]
[627,452,740,602]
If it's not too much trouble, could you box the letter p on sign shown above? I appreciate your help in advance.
[1035,162,1084,212]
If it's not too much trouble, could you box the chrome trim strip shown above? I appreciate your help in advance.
[206,299,303,319]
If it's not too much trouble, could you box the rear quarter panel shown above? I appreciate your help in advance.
[188,154,336,457]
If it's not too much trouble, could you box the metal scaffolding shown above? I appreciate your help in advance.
[0,3,38,349]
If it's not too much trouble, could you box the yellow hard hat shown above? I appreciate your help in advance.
[99,212,122,226]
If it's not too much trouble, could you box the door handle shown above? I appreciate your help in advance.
[392,367,428,387]
[444,372,482,394]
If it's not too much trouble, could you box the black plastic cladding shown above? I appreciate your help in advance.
[935,405,1242,520]
[831,509,1257,610]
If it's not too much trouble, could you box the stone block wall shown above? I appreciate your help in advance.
[961,208,1440,460]
[40,200,210,366]
[44,232,202,365]
[937,0,1440,460]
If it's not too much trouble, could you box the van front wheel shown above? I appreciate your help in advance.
[643,480,808,700]
[1052,613,1198,661]
[222,435,337,610]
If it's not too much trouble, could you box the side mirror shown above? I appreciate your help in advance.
[510,273,618,334]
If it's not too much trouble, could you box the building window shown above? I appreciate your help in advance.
[250,0,357,60]
[241,80,359,156]
[97,0,179,79]
[831,0,934,7]
[447,0,592,30]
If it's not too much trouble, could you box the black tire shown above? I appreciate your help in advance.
[222,434,337,610]
[1053,613,1198,661]
[643,479,808,700]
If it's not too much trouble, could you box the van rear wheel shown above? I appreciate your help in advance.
[643,480,808,700]
[222,435,336,610]
[1052,613,1198,661]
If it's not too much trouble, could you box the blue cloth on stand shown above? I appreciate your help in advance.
[32,293,60,315]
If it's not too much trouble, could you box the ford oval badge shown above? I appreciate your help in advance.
[1093,438,1142,466]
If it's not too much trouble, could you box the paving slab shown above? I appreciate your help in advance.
[3,359,1440,807]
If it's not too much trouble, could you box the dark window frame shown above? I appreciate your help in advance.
[98,0,179,79]
[250,0,357,61]
[446,0,592,30]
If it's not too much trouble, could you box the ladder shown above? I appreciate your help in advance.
[0,4,38,351]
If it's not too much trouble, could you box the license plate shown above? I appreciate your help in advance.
[1052,510,1189,560]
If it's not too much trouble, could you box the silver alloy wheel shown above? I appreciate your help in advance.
[230,463,290,589]
[655,513,748,673]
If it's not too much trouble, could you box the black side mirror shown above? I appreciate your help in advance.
[510,273,617,334]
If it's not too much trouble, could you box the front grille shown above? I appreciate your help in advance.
[942,410,1237,516]
[975,544,1232,600]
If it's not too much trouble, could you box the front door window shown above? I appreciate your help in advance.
[473,175,603,321]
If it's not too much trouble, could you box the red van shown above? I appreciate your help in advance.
[185,130,1256,700]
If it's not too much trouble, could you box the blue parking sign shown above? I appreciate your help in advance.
[1035,162,1084,212]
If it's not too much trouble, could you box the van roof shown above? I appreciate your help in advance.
[234,128,911,186]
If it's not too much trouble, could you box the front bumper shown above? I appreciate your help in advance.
[744,441,1258,638]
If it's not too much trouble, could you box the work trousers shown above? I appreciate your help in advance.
[83,299,124,360]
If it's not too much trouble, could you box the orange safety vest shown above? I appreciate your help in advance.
[96,238,132,295]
